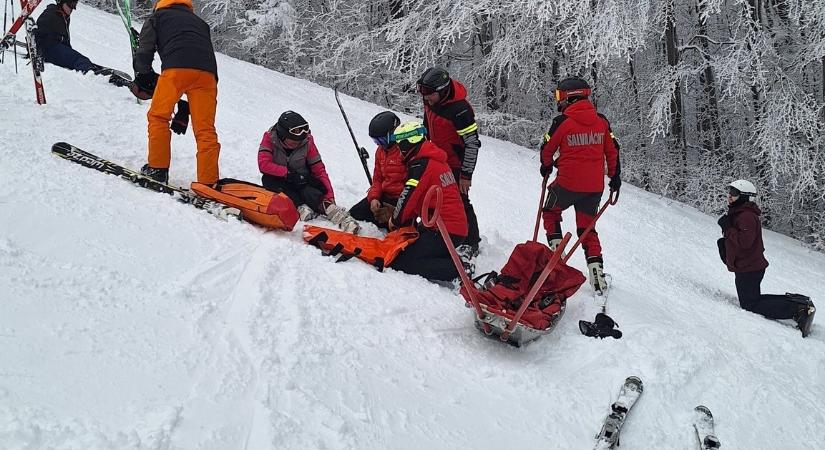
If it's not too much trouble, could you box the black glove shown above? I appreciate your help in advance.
[130,27,140,43]
[286,172,309,186]
[717,214,730,231]
[170,100,190,135]
[134,71,158,94]
[609,174,622,192]
[540,164,553,178]
[716,237,727,263]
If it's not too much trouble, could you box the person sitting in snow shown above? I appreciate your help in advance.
[34,0,125,83]
[717,180,816,337]
[349,111,406,228]
[258,111,359,234]
[387,121,469,281]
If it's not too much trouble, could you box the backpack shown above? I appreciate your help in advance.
[190,178,298,230]
[462,241,586,330]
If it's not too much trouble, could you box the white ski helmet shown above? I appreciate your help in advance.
[727,179,757,197]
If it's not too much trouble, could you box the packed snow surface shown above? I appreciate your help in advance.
[1,6,824,449]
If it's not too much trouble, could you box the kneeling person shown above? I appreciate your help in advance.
[388,121,468,281]
[349,111,406,228]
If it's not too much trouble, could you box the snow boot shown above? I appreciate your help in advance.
[790,294,815,338]
[140,164,168,183]
[587,255,608,294]
[324,203,360,234]
[546,233,563,251]
[456,244,476,277]
[297,204,319,221]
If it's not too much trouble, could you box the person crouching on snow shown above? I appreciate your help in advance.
[349,111,406,228]
[258,111,359,234]
[387,121,469,281]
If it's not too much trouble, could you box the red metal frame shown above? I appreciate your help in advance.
[423,184,618,343]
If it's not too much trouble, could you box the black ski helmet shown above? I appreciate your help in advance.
[274,110,310,141]
[555,77,591,102]
[368,111,401,139]
[417,66,451,94]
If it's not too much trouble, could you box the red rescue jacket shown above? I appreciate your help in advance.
[423,79,479,179]
[540,100,619,192]
[392,141,468,237]
[367,144,406,202]
[723,201,769,273]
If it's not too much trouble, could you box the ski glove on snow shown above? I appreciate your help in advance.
[609,174,622,192]
[717,214,731,231]
[171,100,190,135]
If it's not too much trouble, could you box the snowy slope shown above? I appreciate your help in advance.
[1,6,824,450]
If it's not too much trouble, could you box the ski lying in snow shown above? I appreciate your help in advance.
[693,405,721,449]
[51,142,241,220]
[593,376,643,449]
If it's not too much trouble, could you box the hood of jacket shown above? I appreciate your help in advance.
[562,99,599,126]
[155,0,193,11]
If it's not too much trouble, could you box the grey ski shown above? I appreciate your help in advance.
[593,376,643,450]
[693,405,721,449]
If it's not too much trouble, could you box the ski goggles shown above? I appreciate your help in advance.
[417,81,449,95]
[555,88,591,102]
[726,186,741,197]
[372,135,392,147]
[288,123,310,137]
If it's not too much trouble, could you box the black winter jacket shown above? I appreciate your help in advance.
[34,4,70,49]
[133,0,217,78]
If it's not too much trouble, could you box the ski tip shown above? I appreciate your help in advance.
[695,405,713,416]
[51,142,73,154]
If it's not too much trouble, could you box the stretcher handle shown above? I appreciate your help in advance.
[532,174,549,242]
[422,186,491,334]
[500,232,572,342]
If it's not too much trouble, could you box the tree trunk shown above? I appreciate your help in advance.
[476,13,499,110]
[628,53,651,190]
[664,0,686,194]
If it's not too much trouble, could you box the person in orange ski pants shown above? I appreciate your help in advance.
[131,0,220,185]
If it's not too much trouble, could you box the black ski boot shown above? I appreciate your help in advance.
[140,164,169,184]
[790,294,815,338]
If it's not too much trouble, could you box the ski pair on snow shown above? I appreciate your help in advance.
[593,377,720,449]
[51,142,241,220]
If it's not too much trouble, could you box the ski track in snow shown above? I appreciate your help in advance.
[2,6,825,450]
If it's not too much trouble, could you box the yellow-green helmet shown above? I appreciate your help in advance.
[393,121,427,156]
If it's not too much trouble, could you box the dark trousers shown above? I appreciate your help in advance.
[734,270,800,319]
[350,196,397,229]
[542,184,602,258]
[261,174,326,213]
[462,193,480,249]
[451,169,480,250]
[42,42,94,72]
[391,228,465,281]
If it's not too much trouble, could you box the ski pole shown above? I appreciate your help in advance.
[532,173,549,242]
[333,87,372,185]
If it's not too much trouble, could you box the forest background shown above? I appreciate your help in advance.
[94,0,825,249]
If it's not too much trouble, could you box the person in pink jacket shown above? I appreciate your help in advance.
[258,111,359,233]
